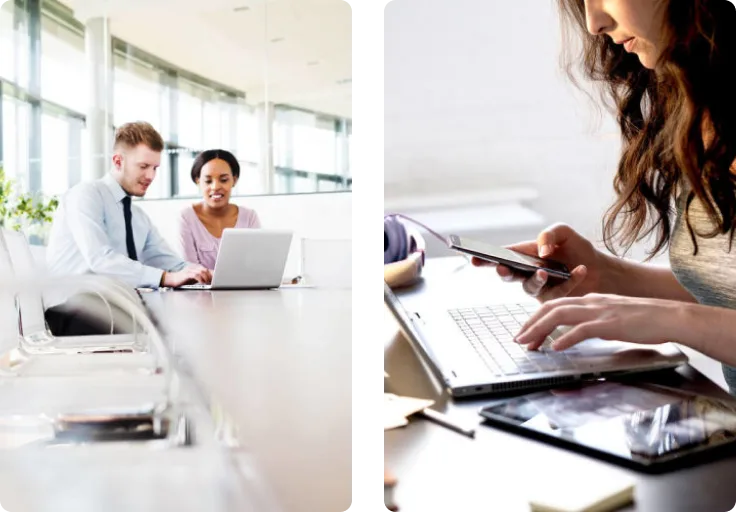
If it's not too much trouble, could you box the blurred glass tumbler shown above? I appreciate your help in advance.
[301,238,351,288]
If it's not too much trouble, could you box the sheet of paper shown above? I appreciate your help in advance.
[384,414,409,430]
[384,393,434,431]
[528,468,635,512]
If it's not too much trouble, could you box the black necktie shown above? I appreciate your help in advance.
[122,196,138,261]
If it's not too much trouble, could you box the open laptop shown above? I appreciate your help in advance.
[179,228,293,290]
[385,277,688,398]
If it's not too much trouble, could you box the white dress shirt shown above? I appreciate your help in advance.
[46,173,186,292]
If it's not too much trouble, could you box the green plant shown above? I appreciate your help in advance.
[0,165,59,233]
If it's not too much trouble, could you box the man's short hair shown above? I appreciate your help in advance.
[113,121,164,152]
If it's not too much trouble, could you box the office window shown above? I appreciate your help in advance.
[216,98,240,153]
[293,175,318,194]
[1,96,31,185]
[146,149,170,200]
[203,97,228,151]
[236,107,260,166]
[0,4,17,84]
[0,2,30,89]
[273,115,290,169]
[272,106,350,193]
[41,15,86,113]
[227,161,258,197]
[114,55,166,133]
[274,173,290,195]
[318,180,339,192]
[292,121,337,176]
[234,108,262,196]
[112,51,182,200]
[176,152,197,198]
[178,79,205,149]
[40,112,70,196]
[275,107,339,176]
[0,2,351,200]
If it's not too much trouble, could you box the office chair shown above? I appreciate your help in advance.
[1,229,147,355]
[0,232,160,376]
[0,267,184,446]
[0,243,22,356]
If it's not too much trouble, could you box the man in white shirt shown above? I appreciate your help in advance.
[45,121,211,334]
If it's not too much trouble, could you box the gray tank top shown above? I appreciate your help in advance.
[669,190,736,393]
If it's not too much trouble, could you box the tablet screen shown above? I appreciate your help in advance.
[480,381,736,466]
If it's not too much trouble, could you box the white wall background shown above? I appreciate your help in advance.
[385,0,662,261]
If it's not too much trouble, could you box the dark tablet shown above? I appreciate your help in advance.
[479,380,736,473]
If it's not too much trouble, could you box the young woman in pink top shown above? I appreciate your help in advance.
[178,149,261,270]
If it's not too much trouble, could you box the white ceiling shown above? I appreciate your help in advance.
[63,0,351,118]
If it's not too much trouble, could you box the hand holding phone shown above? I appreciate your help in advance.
[449,224,612,303]
[448,235,572,280]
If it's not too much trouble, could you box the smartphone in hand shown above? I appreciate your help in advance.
[448,234,571,280]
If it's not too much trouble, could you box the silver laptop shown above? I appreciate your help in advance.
[180,228,293,290]
[385,281,687,397]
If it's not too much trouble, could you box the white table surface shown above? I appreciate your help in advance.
[143,287,352,512]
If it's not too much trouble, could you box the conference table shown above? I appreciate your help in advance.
[142,285,352,512]
[384,257,736,512]
[0,285,352,512]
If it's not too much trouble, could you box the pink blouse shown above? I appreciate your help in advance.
[178,204,261,270]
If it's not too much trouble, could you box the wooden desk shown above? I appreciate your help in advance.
[385,258,736,512]
[143,287,352,512]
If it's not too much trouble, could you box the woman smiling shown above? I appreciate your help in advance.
[178,149,261,270]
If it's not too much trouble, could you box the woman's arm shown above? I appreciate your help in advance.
[603,253,697,303]
[515,294,736,368]
[679,302,736,367]
[481,224,697,304]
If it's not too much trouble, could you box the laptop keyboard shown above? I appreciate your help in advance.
[448,304,580,376]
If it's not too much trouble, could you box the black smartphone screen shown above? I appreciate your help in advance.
[449,235,570,278]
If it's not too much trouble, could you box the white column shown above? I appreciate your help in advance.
[85,17,113,181]
[256,102,274,194]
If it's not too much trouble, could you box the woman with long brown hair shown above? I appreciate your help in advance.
[475,0,736,392]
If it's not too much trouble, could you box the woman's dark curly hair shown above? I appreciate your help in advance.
[558,0,736,258]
